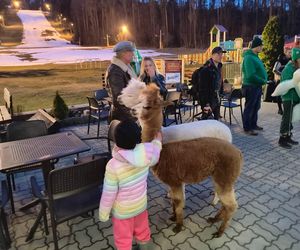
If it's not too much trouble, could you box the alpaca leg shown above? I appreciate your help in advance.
[213,188,238,237]
[169,185,185,233]
[211,192,220,206]
[207,206,225,224]
[169,201,176,222]
[211,180,220,206]
[167,184,185,200]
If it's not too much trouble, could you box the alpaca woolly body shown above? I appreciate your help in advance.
[162,120,232,144]
[272,68,300,97]
[152,137,243,236]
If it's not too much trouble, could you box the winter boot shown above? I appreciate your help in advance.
[135,242,152,250]
[278,136,292,149]
[287,135,299,145]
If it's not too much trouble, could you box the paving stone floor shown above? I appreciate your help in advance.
[4,102,300,250]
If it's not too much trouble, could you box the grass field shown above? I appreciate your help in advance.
[0,9,23,46]
[0,63,107,112]
[0,10,106,113]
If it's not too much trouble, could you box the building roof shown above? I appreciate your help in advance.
[210,25,228,33]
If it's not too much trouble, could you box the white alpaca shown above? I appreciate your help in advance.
[272,69,300,122]
[272,68,300,97]
[117,78,146,110]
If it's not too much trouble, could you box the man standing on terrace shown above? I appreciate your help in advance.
[242,37,268,136]
[106,41,137,121]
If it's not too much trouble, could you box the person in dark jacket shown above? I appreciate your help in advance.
[139,57,168,99]
[197,46,225,120]
[273,47,292,114]
[241,37,268,136]
[106,41,138,121]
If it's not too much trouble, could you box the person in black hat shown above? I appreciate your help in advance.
[191,46,226,120]
[106,41,138,122]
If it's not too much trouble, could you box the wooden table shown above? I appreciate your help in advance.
[0,131,90,213]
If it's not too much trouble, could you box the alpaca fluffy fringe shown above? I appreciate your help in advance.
[118,79,146,108]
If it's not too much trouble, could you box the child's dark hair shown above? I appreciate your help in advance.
[114,120,141,150]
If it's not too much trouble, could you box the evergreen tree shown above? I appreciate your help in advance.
[261,16,284,79]
[51,91,69,120]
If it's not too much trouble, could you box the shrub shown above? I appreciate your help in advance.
[51,91,69,120]
[261,16,284,80]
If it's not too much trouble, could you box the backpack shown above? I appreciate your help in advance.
[189,67,203,100]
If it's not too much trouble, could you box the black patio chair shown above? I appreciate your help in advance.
[220,88,243,125]
[82,119,119,158]
[5,120,48,213]
[0,181,11,250]
[163,91,182,126]
[86,96,110,138]
[28,155,109,250]
[95,89,109,102]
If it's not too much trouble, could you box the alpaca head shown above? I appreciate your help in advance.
[118,78,146,109]
[135,83,164,122]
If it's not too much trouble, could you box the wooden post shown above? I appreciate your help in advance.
[159,29,163,49]
[106,34,109,47]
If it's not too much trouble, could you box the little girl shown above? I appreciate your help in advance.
[99,120,162,250]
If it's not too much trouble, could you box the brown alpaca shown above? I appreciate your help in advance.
[152,137,242,236]
[119,81,243,236]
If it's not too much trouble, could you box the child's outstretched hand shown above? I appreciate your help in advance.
[155,131,162,142]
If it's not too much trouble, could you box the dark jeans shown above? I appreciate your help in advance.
[280,101,298,135]
[275,80,283,112]
[242,85,262,131]
[200,97,220,120]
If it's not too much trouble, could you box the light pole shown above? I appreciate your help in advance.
[155,29,164,49]
[105,34,110,47]
[0,15,4,27]
[70,23,74,33]
[121,25,128,40]
[159,29,163,49]
[13,1,21,10]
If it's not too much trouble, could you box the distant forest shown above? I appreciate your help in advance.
[6,1,300,48]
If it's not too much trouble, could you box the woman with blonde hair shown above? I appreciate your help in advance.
[139,57,168,99]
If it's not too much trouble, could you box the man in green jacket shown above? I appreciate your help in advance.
[278,48,300,148]
[242,37,268,135]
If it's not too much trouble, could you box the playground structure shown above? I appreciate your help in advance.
[179,25,244,65]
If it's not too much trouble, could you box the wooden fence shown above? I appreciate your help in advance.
[179,49,243,65]
[184,62,241,86]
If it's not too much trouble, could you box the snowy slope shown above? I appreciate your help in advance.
[0,10,171,66]
[17,10,72,48]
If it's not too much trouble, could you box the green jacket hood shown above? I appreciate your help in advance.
[242,49,253,57]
